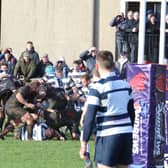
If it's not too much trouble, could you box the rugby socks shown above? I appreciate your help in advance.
[0,118,4,131]
[27,124,33,140]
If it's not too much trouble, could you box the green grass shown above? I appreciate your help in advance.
[0,135,95,168]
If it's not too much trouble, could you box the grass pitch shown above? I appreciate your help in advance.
[0,134,95,168]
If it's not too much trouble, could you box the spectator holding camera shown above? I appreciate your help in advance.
[79,46,97,73]
[110,12,127,61]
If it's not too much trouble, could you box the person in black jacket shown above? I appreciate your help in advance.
[35,53,53,77]
[110,12,127,61]
[79,47,97,73]
[125,11,139,63]
[116,51,130,80]
[145,14,160,63]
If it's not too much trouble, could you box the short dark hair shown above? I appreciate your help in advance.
[80,74,90,81]
[96,50,114,70]
[29,81,40,90]
[73,59,81,65]
[26,41,33,45]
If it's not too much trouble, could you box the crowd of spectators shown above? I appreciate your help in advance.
[110,9,168,64]
[0,9,166,142]
[0,41,100,141]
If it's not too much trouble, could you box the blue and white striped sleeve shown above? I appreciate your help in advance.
[82,87,100,142]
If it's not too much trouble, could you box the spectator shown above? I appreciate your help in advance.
[146,9,154,23]
[78,59,87,72]
[20,41,40,65]
[0,63,11,80]
[116,51,130,79]
[36,53,53,77]
[0,49,17,75]
[7,47,17,60]
[110,12,127,60]
[130,11,139,63]
[145,14,160,63]
[124,10,135,62]
[80,50,134,168]
[14,51,36,82]
[79,47,97,72]
[55,56,70,78]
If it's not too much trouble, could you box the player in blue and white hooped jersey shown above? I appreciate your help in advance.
[80,50,135,168]
[43,65,64,89]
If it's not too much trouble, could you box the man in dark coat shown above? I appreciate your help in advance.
[145,14,160,63]
[125,11,139,63]
[116,51,130,79]
[79,47,97,73]
[110,12,127,61]
[35,53,53,77]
